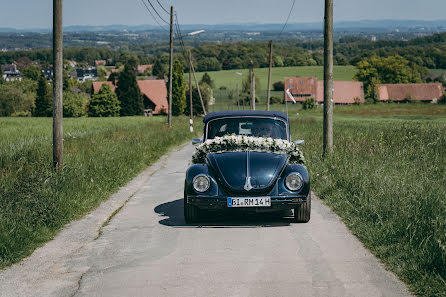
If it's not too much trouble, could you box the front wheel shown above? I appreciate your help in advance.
[293,192,311,223]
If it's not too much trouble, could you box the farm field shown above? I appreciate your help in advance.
[0,116,202,270]
[191,65,357,90]
[289,108,446,296]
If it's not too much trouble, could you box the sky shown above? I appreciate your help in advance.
[1,0,446,29]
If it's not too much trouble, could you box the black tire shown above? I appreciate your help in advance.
[184,194,200,223]
[293,192,311,223]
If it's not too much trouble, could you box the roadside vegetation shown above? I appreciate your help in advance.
[289,106,446,296]
[0,116,202,269]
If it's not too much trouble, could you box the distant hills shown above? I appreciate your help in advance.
[1,19,446,33]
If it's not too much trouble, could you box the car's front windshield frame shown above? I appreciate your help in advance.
[205,116,290,141]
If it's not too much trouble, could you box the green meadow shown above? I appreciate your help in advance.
[289,105,446,297]
[0,116,201,269]
[190,65,357,90]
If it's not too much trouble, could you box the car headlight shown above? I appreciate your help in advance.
[285,172,303,191]
[193,174,210,193]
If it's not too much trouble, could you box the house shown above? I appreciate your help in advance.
[1,63,22,81]
[68,60,77,68]
[377,83,444,103]
[137,64,152,75]
[42,68,53,80]
[137,80,168,115]
[76,67,98,82]
[284,77,364,104]
[92,81,116,93]
[92,80,168,115]
[95,60,106,67]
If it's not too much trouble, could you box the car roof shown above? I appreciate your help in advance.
[203,111,288,123]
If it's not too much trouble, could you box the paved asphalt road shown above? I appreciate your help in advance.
[0,144,413,297]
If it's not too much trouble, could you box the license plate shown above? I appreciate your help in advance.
[227,197,271,207]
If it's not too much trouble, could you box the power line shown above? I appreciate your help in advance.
[140,0,168,31]
[278,0,296,38]
[146,0,170,24]
[156,0,170,14]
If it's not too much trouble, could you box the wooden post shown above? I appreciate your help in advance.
[53,0,63,171]
[168,6,173,128]
[250,67,255,110]
[236,84,240,110]
[323,0,334,155]
[190,55,207,115]
[266,40,273,111]
[189,50,193,132]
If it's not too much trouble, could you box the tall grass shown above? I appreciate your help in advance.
[291,114,446,296]
[0,116,201,269]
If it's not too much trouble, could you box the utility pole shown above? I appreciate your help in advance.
[323,0,334,155]
[250,66,255,110]
[266,40,273,111]
[189,50,193,133]
[53,0,63,171]
[189,54,207,115]
[168,6,174,128]
[236,84,240,110]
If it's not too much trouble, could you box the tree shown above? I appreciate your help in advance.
[242,73,261,96]
[34,74,52,116]
[354,55,425,101]
[0,83,34,116]
[273,81,284,91]
[97,65,108,80]
[169,60,186,116]
[22,66,41,80]
[152,59,165,79]
[116,62,143,116]
[63,91,88,117]
[196,57,222,72]
[89,84,120,117]
[184,82,211,116]
[200,72,215,88]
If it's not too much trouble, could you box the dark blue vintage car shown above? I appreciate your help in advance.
[184,111,310,223]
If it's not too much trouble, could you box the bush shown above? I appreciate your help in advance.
[270,96,282,105]
[439,92,446,104]
[302,97,316,110]
[63,91,88,117]
[0,82,35,116]
[273,81,284,91]
[239,95,259,105]
[89,84,120,117]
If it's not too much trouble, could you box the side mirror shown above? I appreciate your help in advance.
[192,138,202,146]
[294,140,305,146]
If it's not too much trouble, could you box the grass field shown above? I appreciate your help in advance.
[0,116,201,269]
[190,65,357,90]
[287,107,446,296]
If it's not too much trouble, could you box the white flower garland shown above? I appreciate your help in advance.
[192,135,305,164]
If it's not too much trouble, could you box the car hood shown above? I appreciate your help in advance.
[207,151,287,195]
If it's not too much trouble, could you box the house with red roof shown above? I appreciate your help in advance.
[377,83,444,103]
[95,60,106,67]
[92,81,116,93]
[91,80,168,115]
[284,77,364,104]
[137,80,168,115]
[137,64,153,74]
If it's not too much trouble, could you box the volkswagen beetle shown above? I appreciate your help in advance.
[184,111,310,223]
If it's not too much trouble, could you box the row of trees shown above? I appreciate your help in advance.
[3,32,446,74]
[0,55,211,117]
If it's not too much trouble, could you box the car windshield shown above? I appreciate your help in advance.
[207,118,287,140]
